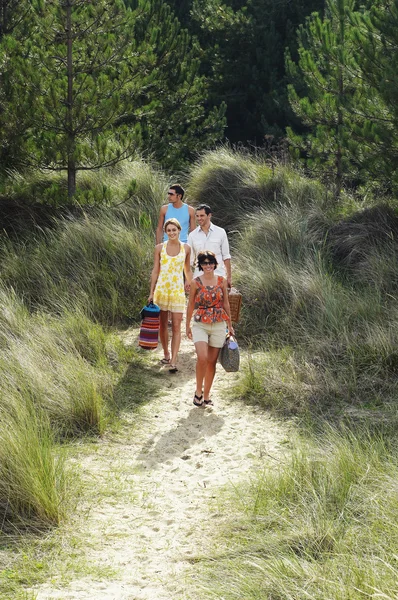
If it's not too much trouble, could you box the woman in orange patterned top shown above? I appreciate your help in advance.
[149,218,192,372]
[186,250,234,406]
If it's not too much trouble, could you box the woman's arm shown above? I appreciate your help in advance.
[148,245,161,302]
[186,280,198,339]
[184,244,193,288]
[222,278,235,335]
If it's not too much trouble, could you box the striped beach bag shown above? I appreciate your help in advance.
[139,302,160,350]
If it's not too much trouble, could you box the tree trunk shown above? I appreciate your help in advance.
[335,61,344,201]
[66,0,76,198]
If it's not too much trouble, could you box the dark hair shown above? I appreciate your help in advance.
[195,203,212,215]
[197,250,218,271]
[169,184,185,199]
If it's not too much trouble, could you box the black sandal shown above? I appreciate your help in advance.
[193,393,203,407]
[203,399,214,406]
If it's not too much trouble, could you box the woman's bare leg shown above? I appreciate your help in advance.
[170,312,183,366]
[203,346,221,401]
[159,310,170,360]
[194,341,208,397]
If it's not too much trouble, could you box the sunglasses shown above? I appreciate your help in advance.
[201,261,215,266]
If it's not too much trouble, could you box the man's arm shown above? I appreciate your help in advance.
[188,205,196,234]
[155,205,167,244]
[224,258,232,289]
[221,231,232,288]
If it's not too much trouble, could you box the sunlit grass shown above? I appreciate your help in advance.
[191,427,398,600]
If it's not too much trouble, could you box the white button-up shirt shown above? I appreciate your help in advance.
[188,223,231,278]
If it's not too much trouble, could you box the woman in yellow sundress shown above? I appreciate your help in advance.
[149,218,192,372]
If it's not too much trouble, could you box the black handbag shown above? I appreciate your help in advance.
[219,334,240,372]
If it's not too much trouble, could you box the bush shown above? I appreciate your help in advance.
[186,147,260,229]
[230,176,398,414]
[0,159,169,325]
[0,158,166,528]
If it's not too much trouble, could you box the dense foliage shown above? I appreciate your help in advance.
[164,0,325,143]
[0,0,225,198]
[2,0,398,197]
[286,0,398,194]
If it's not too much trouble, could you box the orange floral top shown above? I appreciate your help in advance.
[193,276,229,324]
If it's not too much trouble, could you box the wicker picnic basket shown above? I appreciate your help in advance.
[228,287,242,323]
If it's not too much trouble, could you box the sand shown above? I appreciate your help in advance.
[33,331,287,600]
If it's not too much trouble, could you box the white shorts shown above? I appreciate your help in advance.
[192,320,226,348]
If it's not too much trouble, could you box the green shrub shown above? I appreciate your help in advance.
[233,195,398,413]
[0,282,133,528]
[0,155,167,212]
[0,304,113,437]
[0,158,167,529]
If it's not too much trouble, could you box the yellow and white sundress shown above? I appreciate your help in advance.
[153,241,186,313]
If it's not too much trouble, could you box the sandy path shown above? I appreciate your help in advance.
[34,331,287,600]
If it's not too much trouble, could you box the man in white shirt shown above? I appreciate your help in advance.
[188,204,232,288]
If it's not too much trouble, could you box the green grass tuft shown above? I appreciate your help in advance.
[192,427,398,600]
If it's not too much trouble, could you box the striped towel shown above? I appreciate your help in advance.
[139,315,160,349]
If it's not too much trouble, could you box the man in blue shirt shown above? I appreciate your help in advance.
[156,184,195,244]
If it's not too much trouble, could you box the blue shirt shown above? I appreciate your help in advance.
[164,203,190,243]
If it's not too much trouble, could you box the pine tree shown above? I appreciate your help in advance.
[161,0,325,145]
[351,0,398,191]
[12,0,145,198]
[0,0,30,36]
[8,0,225,198]
[122,0,226,169]
[286,0,363,198]
[237,0,325,143]
[0,0,33,171]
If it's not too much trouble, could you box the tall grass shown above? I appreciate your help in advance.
[0,213,150,324]
[0,164,169,324]
[186,146,330,230]
[0,286,109,528]
[0,158,167,529]
[0,400,67,528]
[193,428,398,600]
[223,181,398,415]
[0,155,168,214]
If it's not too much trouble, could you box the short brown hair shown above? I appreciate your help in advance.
[195,203,212,215]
